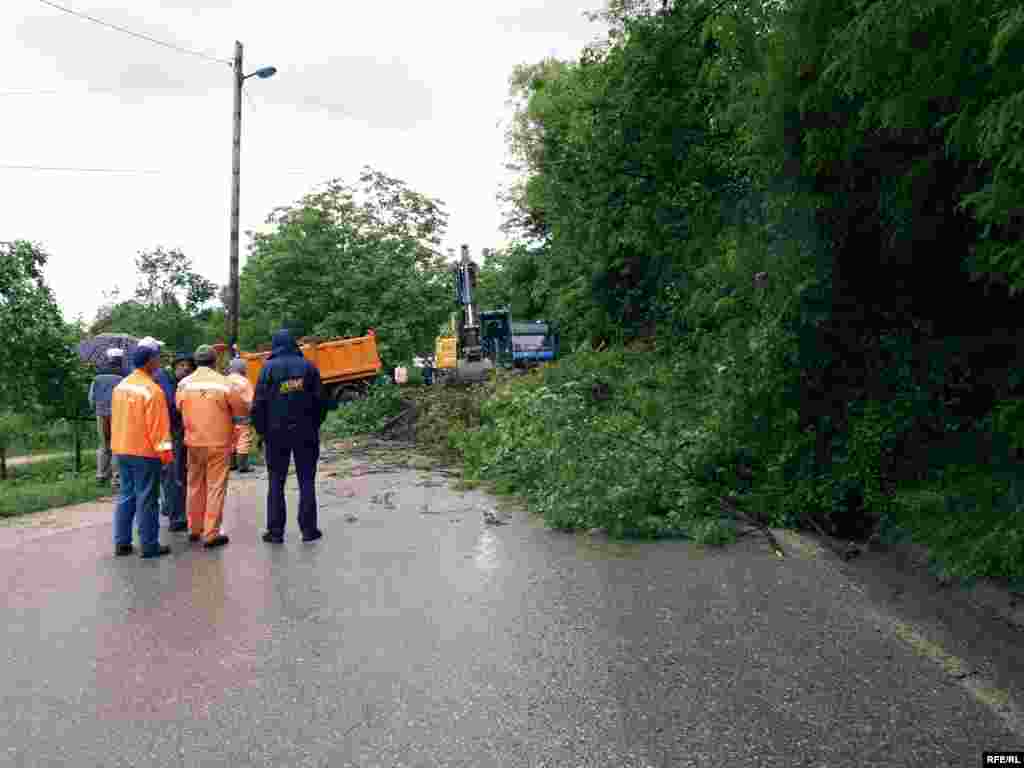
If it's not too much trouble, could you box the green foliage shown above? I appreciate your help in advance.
[0,241,75,415]
[321,380,404,439]
[0,412,37,474]
[455,349,720,538]
[0,453,106,517]
[473,244,552,321]
[691,518,739,547]
[239,167,451,365]
[887,467,1024,582]
[0,241,87,481]
[91,246,219,353]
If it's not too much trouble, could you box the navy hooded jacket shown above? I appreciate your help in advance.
[251,330,326,437]
[153,367,181,433]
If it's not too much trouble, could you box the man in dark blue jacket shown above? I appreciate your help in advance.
[138,336,189,531]
[251,329,327,543]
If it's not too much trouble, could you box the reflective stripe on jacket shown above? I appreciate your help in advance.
[110,369,173,459]
[176,367,248,449]
[227,373,255,425]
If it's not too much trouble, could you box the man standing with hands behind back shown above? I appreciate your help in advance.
[110,345,175,558]
[252,329,328,544]
[176,345,248,549]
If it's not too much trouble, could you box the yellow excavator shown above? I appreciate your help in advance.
[432,244,492,385]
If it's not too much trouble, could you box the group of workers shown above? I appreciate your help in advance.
[88,329,328,559]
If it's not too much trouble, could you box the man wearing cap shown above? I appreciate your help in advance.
[251,328,328,543]
[137,337,186,526]
[226,357,255,473]
[110,345,175,558]
[176,344,248,549]
[89,347,124,489]
[160,351,197,532]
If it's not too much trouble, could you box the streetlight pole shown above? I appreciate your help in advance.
[228,41,242,353]
[227,42,276,353]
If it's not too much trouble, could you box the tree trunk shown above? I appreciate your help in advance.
[0,445,6,481]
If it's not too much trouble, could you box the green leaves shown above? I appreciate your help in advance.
[90,246,219,352]
[239,167,450,363]
[0,241,74,416]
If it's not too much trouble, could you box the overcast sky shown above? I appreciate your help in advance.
[3,0,606,323]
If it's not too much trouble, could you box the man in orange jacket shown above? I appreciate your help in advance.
[111,345,175,559]
[176,344,248,549]
[227,357,255,473]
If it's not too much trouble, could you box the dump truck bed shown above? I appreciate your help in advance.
[240,334,382,389]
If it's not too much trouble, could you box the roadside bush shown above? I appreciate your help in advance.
[322,380,403,438]
[454,348,728,539]
[886,467,1024,585]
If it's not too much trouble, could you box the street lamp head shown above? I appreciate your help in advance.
[252,66,277,79]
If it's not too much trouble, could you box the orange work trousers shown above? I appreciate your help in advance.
[187,446,230,543]
[233,423,251,455]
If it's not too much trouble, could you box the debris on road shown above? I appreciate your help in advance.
[343,512,359,523]
[483,509,507,526]
[370,491,396,509]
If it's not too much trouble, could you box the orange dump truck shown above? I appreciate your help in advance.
[237,333,382,402]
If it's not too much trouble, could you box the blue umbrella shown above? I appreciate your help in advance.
[77,333,139,376]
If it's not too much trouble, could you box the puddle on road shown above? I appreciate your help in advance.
[473,529,500,571]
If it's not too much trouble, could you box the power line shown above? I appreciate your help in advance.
[0,89,62,96]
[0,163,163,174]
[0,163,332,176]
[0,87,129,96]
[35,0,232,67]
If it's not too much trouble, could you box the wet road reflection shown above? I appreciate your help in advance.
[0,456,1018,766]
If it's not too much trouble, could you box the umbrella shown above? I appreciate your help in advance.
[78,333,139,376]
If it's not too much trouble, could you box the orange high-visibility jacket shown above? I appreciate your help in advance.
[176,366,249,449]
[110,369,174,461]
[227,373,254,416]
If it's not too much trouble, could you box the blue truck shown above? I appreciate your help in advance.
[480,309,559,369]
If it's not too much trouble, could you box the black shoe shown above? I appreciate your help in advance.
[262,531,284,544]
[203,534,229,549]
[238,455,252,473]
[140,545,171,559]
[115,544,134,556]
[168,522,188,532]
[302,529,323,543]
[230,453,238,471]
[189,532,201,543]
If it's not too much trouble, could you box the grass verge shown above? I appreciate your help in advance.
[0,453,109,518]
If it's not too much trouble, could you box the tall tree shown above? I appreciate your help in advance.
[91,246,218,353]
[239,166,451,365]
[0,240,80,477]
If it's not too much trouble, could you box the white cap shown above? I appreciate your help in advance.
[138,336,165,349]
[106,348,124,359]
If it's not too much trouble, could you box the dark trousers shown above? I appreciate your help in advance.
[264,430,320,536]
[159,434,188,526]
[114,455,162,554]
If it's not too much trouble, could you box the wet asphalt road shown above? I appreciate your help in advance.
[1,442,1021,767]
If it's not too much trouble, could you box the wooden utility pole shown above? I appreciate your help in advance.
[228,40,243,351]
